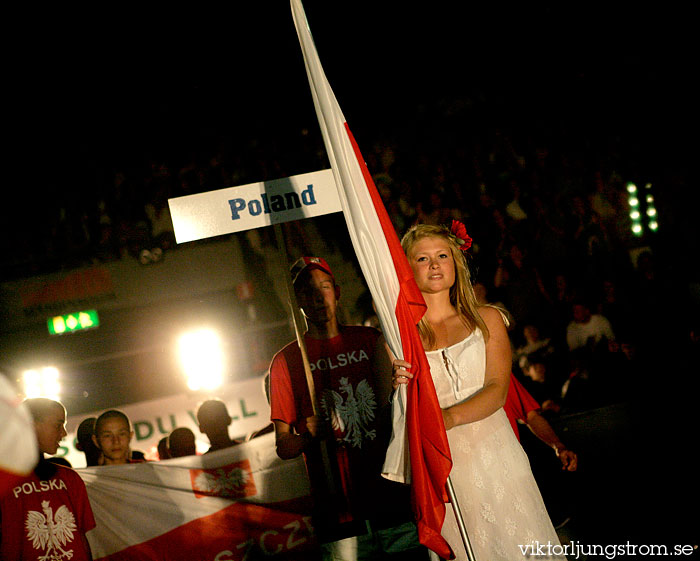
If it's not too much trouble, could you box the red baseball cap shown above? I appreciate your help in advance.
[290,256,335,285]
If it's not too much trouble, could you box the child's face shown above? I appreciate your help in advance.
[35,405,67,455]
[527,364,546,383]
[94,417,133,464]
[524,326,539,342]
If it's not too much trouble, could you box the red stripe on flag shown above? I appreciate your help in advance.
[95,498,316,561]
[344,124,454,559]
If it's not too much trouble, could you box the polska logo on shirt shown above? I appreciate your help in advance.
[25,499,78,560]
[307,349,369,372]
[13,478,68,498]
[320,377,377,449]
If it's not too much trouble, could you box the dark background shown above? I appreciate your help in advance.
[4,3,695,219]
[2,2,697,550]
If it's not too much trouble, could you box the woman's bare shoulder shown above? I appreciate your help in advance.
[478,304,508,325]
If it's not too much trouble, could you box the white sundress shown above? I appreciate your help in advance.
[426,328,566,560]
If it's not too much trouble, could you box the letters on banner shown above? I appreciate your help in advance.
[168,169,341,243]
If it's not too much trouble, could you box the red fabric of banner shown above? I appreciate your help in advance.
[344,124,454,559]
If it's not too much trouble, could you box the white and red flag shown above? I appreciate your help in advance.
[290,2,454,558]
[80,433,315,560]
[0,376,38,498]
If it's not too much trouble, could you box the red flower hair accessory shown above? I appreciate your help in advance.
[450,220,472,252]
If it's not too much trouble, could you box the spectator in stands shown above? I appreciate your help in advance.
[1,398,96,560]
[494,242,552,327]
[565,300,615,352]
[513,324,556,369]
[473,280,514,330]
[596,277,634,337]
[551,272,576,333]
[559,348,598,412]
[519,350,564,415]
[92,409,139,465]
[196,399,242,454]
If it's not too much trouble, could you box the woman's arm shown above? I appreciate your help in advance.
[441,306,512,430]
[525,410,578,471]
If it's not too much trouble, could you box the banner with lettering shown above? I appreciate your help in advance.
[80,432,317,560]
[168,169,341,243]
[64,376,270,467]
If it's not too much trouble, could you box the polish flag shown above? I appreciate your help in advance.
[290,2,454,558]
[80,433,315,560]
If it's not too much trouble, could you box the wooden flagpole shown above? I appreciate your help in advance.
[272,221,343,523]
[272,222,319,414]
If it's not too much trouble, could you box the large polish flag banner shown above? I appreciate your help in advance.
[290,1,453,558]
[81,433,316,560]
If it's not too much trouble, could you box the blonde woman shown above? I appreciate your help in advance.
[393,222,565,561]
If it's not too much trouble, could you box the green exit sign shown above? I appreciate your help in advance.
[48,310,100,335]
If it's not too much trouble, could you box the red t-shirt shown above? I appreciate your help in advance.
[1,464,96,560]
[504,374,541,440]
[270,326,407,528]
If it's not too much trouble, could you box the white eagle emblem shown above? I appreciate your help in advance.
[194,467,250,496]
[25,499,78,560]
[321,377,377,448]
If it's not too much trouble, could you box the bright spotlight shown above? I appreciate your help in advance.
[626,182,637,193]
[23,367,61,401]
[178,329,225,391]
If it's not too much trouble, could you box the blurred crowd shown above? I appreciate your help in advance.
[3,91,698,422]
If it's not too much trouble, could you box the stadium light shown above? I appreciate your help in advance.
[23,367,61,401]
[626,180,659,236]
[177,329,225,391]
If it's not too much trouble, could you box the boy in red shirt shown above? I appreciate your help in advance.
[269,257,427,560]
[1,398,96,560]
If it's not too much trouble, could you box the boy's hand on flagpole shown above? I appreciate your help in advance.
[306,415,322,438]
[392,359,413,389]
[305,415,332,441]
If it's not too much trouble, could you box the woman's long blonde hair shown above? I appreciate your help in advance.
[401,223,489,350]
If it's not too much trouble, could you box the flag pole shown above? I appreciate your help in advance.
[446,476,477,561]
[273,222,319,414]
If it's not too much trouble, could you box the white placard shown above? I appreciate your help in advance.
[168,169,340,243]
